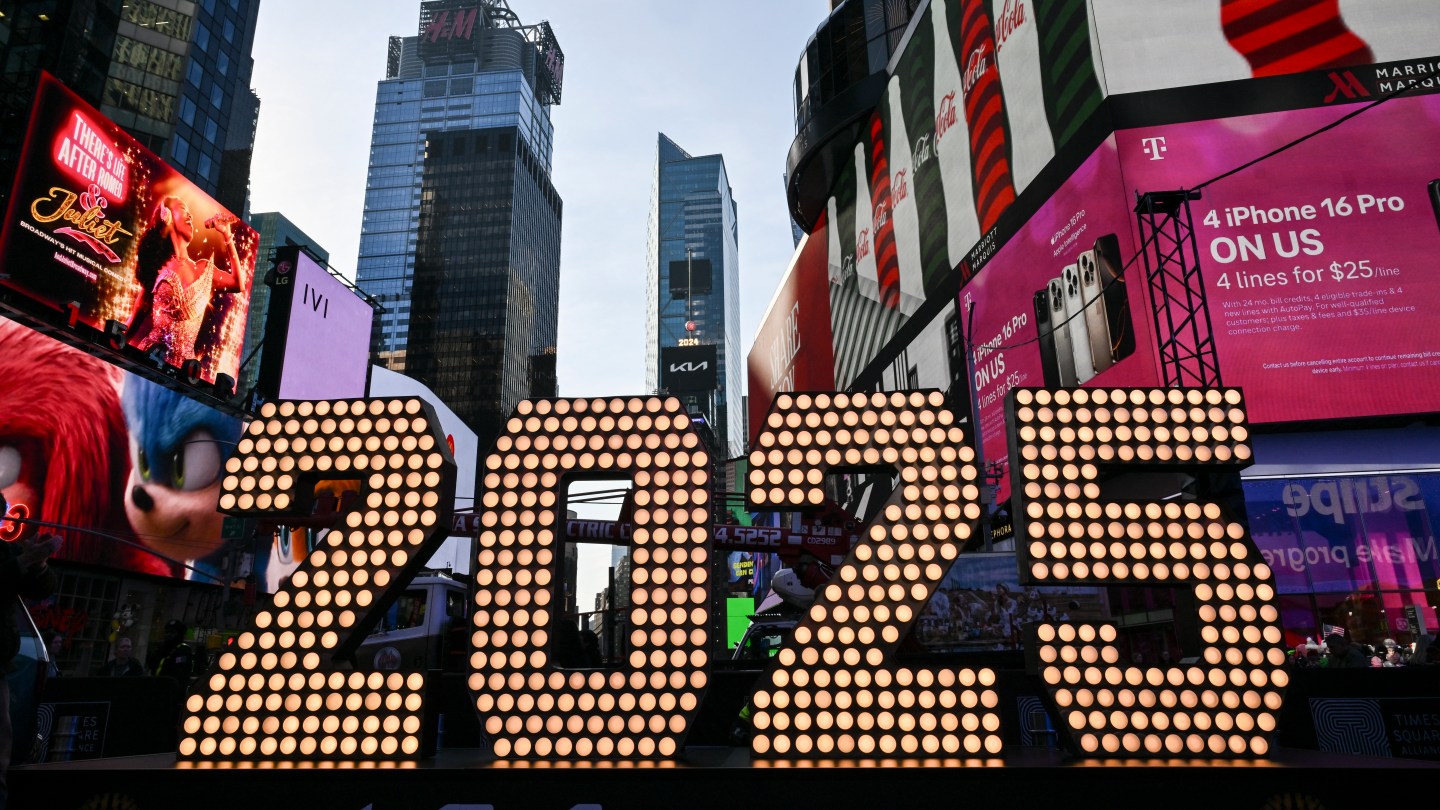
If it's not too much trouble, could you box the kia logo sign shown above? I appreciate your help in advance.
[660,345,717,392]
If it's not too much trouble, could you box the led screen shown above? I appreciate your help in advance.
[0,316,245,582]
[960,138,1161,500]
[1117,93,1440,425]
[0,72,257,387]
[264,247,374,401]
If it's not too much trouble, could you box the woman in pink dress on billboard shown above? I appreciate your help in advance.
[129,195,247,367]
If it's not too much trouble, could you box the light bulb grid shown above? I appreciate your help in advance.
[746,391,1002,759]
[1006,387,1285,758]
[470,396,712,760]
[181,397,457,762]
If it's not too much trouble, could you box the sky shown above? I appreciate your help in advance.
[248,0,823,399]
[247,0,827,608]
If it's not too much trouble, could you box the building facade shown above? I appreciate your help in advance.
[646,134,742,459]
[355,0,562,443]
[0,0,262,214]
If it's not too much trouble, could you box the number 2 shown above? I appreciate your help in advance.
[179,398,456,760]
[745,391,1002,758]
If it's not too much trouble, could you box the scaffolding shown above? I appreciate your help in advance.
[1134,190,1223,388]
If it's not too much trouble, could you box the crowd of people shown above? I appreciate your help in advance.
[52,619,210,684]
[916,583,1083,652]
[1292,633,1439,668]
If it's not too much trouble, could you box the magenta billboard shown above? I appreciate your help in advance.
[962,138,1162,499]
[963,89,1440,500]
[1117,93,1440,425]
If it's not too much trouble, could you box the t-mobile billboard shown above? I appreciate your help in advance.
[960,138,1160,499]
[1117,91,1440,425]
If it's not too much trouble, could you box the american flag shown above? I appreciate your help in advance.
[1323,624,1346,638]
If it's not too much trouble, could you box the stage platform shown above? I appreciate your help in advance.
[14,746,1438,809]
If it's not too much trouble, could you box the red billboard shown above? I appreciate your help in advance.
[747,226,835,441]
[0,72,257,389]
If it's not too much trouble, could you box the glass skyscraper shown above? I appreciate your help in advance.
[646,134,742,458]
[356,0,563,442]
[0,0,262,214]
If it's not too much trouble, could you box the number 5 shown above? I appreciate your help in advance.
[1006,388,1286,757]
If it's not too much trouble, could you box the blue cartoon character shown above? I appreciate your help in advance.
[121,374,242,581]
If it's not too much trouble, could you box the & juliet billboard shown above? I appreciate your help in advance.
[0,72,257,389]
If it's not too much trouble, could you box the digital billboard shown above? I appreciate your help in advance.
[912,553,1109,654]
[755,0,1438,419]
[746,229,834,437]
[960,138,1162,500]
[257,246,374,401]
[0,316,244,583]
[0,72,258,389]
[1116,91,1440,425]
[659,344,718,392]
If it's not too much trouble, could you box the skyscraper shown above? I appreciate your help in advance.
[356,0,563,443]
[646,134,741,458]
[0,0,262,214]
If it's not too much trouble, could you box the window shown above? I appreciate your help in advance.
[449,76,473,96]
[217,51,229,76]
[204,117,218,143]
[194,24,210,53]
[197,152,213,180]
[186,60,203,87]
[423,80,447,98]
[210,84,224,109]
[223,19,235,42]
[172,135,190,165]
[378,590,428,632]
[178,96,196,126]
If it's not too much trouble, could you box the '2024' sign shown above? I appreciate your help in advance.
[180,388,1286,762]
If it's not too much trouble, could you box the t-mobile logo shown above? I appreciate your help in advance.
[1141,137,1168,161]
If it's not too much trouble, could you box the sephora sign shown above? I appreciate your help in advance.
[189,386,1283,763]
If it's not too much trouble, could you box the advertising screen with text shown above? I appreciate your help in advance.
[960,138,1162,500]
[0,73,257,386]
[1117,91,1440,425]
[266,248,374,401]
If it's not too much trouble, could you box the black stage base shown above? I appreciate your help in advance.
[14,747,1438,810]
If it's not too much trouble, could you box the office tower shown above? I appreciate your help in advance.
[237,212,331,399]
[356,0,563,444]
[646,134,742,459]
[0,0,261,214]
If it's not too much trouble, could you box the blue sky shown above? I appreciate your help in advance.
[248,0,825,401]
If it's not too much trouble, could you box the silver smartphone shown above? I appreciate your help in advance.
[1047,276,1078,388]
[1061,263,1095,384]
[1078,249,1115,374]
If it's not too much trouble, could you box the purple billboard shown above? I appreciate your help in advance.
[257,246,374,401]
